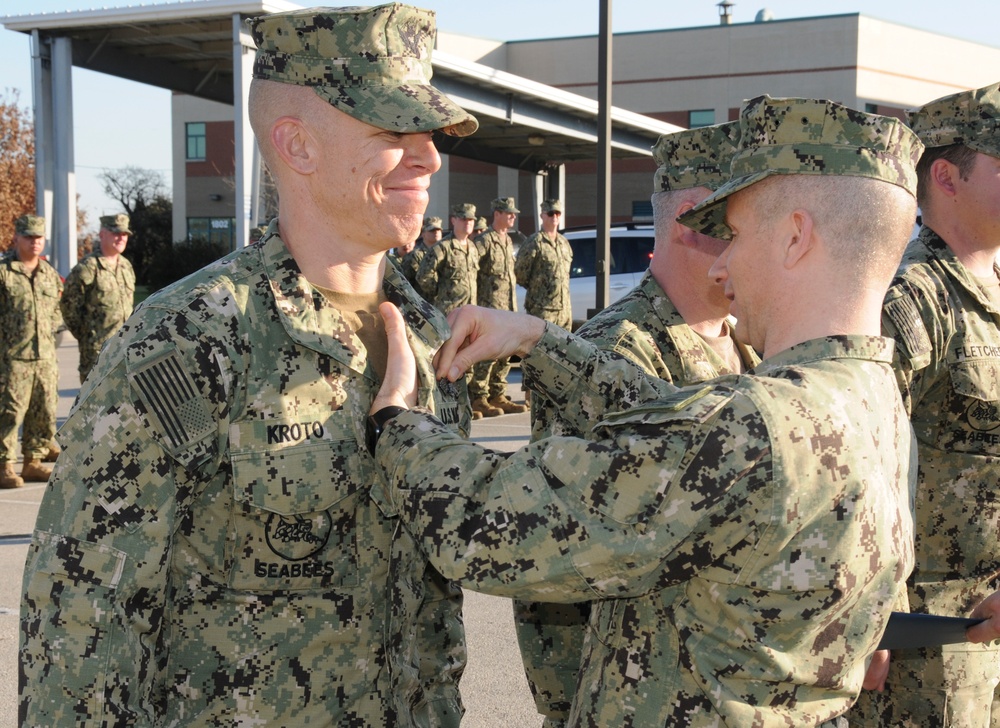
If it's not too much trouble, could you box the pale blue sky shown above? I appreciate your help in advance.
[0,0,997,226]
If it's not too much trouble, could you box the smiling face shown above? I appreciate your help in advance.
[310,105,442,251]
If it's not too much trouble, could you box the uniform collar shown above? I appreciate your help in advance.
[913,225,1000,314]
[754,335,895,374]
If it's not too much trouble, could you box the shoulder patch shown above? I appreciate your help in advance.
[596,383,734,429]
[128,346,215,457]
[882,290,932,368]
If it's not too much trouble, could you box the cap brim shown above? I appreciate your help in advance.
[314,83,478,137]
[676,169,777,240]
[967,137,1000,159]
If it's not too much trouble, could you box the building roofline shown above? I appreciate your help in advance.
[1,0,303,31]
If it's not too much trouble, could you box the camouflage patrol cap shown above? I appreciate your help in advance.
[679,95,923,240]
[908,81,1000,158]
[474,216,488,231]
[249,4,478,137]
[14,214,45,237]
[491,197,520,213]
[653,121,740,193]
[100,214,133,234]
[450,202,476,219]
[422,216,443,231]
[540,198,563,214]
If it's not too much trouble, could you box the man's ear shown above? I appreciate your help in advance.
[270,116,318,175]
[674,200,701,248]
[929,158,959,198]
[782,208,815,269]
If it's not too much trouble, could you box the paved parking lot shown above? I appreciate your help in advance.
[0,338,543,727]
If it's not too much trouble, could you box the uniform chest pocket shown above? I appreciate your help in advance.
[229,414,374,591]
[939,359,1000,455]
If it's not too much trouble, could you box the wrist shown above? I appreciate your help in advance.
[365,405,408,456]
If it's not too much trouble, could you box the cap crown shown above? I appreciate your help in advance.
[100,214,132,234]
[909,81,1000,157]
[451,202,476,219]
[652,122,741,193]
[14,215,45,237]
[492,197,519,213]
[423,216,443,231]
[249,3,477,136]
[540,199,563,213]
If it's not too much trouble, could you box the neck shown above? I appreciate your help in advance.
[761,283,884,360]
[924,215,1000,277]
[17,251,40,270]
[277,205,387,294]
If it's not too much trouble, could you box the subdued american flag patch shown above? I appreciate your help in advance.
[129,348,214,453]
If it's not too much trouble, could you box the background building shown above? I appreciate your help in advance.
[173,11,1000,242]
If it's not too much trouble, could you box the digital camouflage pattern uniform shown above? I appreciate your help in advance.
[376,324,916,727]
[400,240,430,297]
[850,82,1000,728]
[417,204,479,315]
[472,197,519,401]
[515,122,758,726]
[515,199,573,330]
[61,213,136,383]
[0,216,63,467]
[20,4,480,726]
[378,95,923,726]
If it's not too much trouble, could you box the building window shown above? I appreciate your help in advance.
[187,217,235,249]
[689,109,715,128]
[186,122,207,161]
[865,103,878,113]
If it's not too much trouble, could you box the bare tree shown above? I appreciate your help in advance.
[0,89,35,251]
[98,165,166,217]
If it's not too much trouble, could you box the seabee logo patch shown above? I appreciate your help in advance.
[265,511,332,560]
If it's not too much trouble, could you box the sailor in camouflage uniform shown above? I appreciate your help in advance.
[400,216,442,298]
[471,196,526,417]
[849,82,1000,728]
[19,4,478,726]
[368,96,922,726]
[515,198,573,330]
[60,213,136,383]
[0,215,63,489]
[417,203,479,315]
[515,122,761,727]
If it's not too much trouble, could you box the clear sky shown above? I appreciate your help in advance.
[1,0,998,228]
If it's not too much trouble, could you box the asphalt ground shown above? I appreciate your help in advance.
[0,337,543,727]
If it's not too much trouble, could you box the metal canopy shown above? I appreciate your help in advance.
[2,1,680,173]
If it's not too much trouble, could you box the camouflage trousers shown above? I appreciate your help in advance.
[849,642,1000,727]
[513,599,590,727]
[0,357,58,462]
[469,356,510,400]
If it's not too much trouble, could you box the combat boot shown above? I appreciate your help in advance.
[489,395,528,414]
[472,397,503,418]
[21,459,52,483]
[0,463,24,489]
[44,440,61,463]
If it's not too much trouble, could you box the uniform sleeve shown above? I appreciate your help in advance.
[377,383,767,603]
[60,263,91,339]
[881,277,943,413]
[514,238,536,288]
[19,309,231,726]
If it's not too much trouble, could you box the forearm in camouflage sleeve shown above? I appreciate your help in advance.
[59,267,88,338]
[377,385,756,603]
[520,325,677,436]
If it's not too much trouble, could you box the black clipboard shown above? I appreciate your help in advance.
[876,612,985,650]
